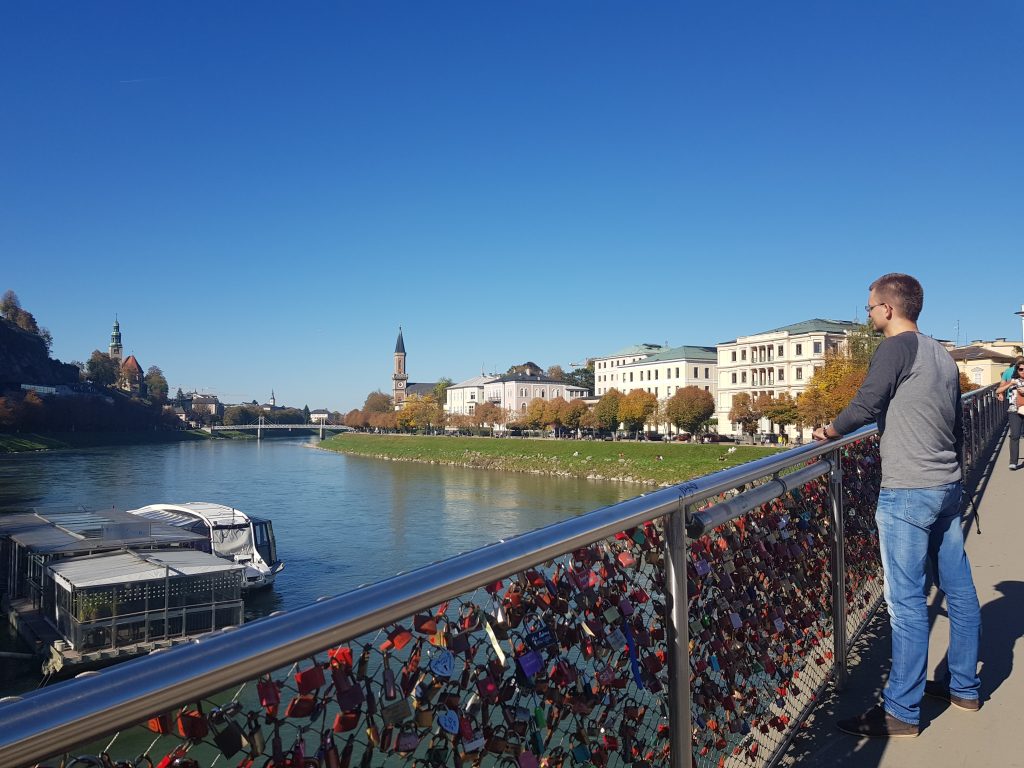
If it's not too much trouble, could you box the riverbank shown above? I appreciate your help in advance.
[319,433,781,485]
[0,430,212,453]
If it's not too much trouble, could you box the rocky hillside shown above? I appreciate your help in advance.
[0,317,80,389]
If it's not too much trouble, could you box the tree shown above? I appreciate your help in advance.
[363,391,393,414]
[145,366,169,403]
[545,365,566,382]
[174,388,186,407]
[543,396,569,436]
[86,350,119,387]
[761,392,800,434]
[846,321,883,366]
[565,365,595,393]
[562,399,589,434]
[398,395,443,432]
[303,405,311,423]
[665,386,715,435]
[475,401,504,434]
[798,350,868,426]
[729,392,761,435]
[1,289,48,345]
[0,290,19,319]
[20,391,45,430]
[959,371,980,393]
[0,397,17,429]
[619,390,659,435]
[432,378,454,406]
[344,409,365,429]
[593,389,623,433]
[796,388,829,431]
[524,398,547,430]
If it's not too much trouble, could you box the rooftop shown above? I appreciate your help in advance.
[721,319,859,343]
[623,344,717,364]
[593,343,666,360]
[48,549,242,589]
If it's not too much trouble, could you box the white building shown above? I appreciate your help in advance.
[617,345,718,401]
[310,409,330,424]
[445,374,499,416]
[716,319,858,439]
[591,343,666,397]
[482,374,588,422]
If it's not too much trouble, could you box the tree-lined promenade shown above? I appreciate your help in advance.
[320,433,778,486]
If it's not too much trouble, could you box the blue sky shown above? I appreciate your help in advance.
[3,2,1021,411]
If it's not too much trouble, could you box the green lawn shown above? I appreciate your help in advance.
[0,430,211,453]
[320,433,781,485]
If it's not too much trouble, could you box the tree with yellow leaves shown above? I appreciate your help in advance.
[728,392,761,435]
[619,389,659,436]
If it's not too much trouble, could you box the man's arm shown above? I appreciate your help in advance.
[829,334,916,436]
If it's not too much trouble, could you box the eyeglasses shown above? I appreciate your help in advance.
[865,303,887,314]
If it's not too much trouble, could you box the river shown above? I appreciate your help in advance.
[0,437,637,690]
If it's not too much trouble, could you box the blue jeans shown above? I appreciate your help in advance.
[875,483,981,724]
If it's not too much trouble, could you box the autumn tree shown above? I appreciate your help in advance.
[760,392,800,434]
[524,398,547,430]
[959,371,980,393]
[86,350,119,387]
[344,409,364,429]
[363,391,393,414]
[543,396,569,436]
[798,349,868,426]
[619,389,658,435]
[1,290,51,350]
[397,395,444,432]
[665,386,715,435]
[593,389,623,433]
[474,401,504,435]
[0,397,17,429]
[145,366,169,402]
[729,392,761,435]
[562,399,589,435]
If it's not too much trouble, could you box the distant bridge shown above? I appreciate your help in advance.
[210,419,352,440]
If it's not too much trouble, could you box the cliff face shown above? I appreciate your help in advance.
[0,317,80,389]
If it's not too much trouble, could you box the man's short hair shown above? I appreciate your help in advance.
[870,273,923,321]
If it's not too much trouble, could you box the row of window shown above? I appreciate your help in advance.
[731,368,804,384]
[729,341,823,363]
[596,357,646,369]
[597,366,712,384]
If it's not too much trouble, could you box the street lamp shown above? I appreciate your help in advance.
[1015,304,1024,349]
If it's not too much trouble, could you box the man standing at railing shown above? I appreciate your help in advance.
[814,272,981,738]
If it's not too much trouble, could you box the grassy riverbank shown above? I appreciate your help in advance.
[0,430,212,453]
[320,433,781,485]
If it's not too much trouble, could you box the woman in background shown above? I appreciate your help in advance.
[995,360,1024,470]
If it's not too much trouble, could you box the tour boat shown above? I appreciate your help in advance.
[126,502,284,590]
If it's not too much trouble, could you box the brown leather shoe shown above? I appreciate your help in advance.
[924,680,981,711]
[837,704,920,738]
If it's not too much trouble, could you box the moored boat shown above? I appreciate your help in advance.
[126,502,284,590]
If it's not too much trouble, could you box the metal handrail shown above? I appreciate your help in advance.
[0,384,1003,767]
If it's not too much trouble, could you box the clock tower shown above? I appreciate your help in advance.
[392,327,409,408]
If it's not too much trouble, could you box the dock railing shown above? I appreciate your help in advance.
[0,385,1005,768]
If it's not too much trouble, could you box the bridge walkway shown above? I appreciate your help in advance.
[783,433,1024,768]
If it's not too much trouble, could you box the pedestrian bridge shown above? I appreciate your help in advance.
[210,421,353,439]
[0,385,1017,768]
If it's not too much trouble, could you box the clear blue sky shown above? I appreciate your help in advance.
[3,2,1021,411]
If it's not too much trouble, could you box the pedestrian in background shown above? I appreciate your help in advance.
[815,272,981,738]
[995,361,1024,470]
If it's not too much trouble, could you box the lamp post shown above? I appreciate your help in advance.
[1015,304,1024,350]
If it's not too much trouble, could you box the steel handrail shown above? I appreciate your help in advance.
[0,429,873,765]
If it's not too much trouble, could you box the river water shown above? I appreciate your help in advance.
[0,437,637,690]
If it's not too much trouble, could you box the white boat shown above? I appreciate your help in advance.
[126,502,284,590]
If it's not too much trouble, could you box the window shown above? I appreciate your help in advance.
[469,392,476,400]
[731,351,737,362]
[814,341,822,354]
[741,372,747,383]
[795,368,803,381]
[704,367,709,378]
[741,350,747,360]
[654,370,659,380]
[777,369,784,381]
[675,367,679,378]
[539,390,545,398]
[777,345,784,357]
[666,386,672,396]
[666,368,670,379]
[705,386,710,391]
[795,344,803,356]
[655,387,659,396]
[731,373,737,384]
[554,389,560,397]
[647,370,651,381]
[468,403,475,414]
[630,372,634,382]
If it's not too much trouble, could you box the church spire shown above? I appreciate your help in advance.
[109,315,123,364]
[392,326,408,407]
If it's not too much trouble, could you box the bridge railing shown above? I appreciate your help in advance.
[0,386,1005,768]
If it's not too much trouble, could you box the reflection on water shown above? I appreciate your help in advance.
[0,438,636,613]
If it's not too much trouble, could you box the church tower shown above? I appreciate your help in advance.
[109,317,123,365]
[392,327,409,408]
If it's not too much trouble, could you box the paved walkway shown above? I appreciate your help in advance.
[783,432,1024,767]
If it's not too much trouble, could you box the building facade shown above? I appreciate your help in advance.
[616,345,718,401]
[445,374,499,416]
[591,343,666,397]
[950,345,1018,387]
[716,319,858,438]
[482,374,588,422]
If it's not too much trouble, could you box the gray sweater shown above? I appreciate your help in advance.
[832,331,963,489]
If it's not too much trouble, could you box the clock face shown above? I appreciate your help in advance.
[396,381,405,388]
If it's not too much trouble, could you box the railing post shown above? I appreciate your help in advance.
[828,448,848,690]
[665,504,692,768]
